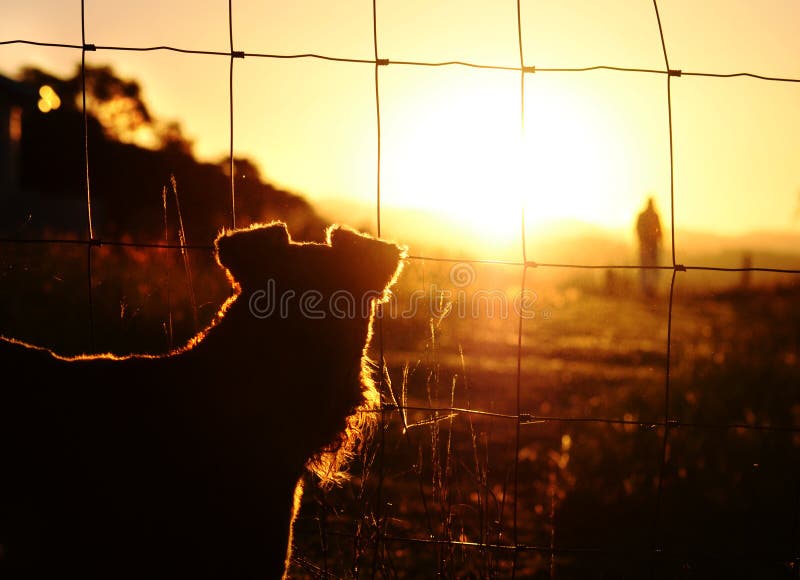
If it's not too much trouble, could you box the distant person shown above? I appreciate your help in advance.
[636,196,662,298]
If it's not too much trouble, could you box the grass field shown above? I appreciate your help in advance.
[289,263,800,579]
[1,243,798,578]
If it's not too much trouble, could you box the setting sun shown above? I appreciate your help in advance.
[380,71,525,243]
[377,67,662,250]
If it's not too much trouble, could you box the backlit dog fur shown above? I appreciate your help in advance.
[0,221,405,579]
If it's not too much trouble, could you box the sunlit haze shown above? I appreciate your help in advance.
[2,0,799,257]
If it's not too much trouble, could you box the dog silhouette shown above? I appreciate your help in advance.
[0,221,406,579]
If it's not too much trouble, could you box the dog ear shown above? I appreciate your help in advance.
[328,226,406,296]
[215,221,291,284]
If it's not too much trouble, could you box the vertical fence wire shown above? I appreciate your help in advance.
[228,0,237,230]
[512,0,529,577]
[371,1,387,577]
[651,268,677,577]
[650,2,677,576]
[651,0,677,267]
[79,0,95,350]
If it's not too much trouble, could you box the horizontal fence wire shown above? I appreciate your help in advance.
[1,0,799,575]
[2,39,800,83]
[2,237,798,274]
[368,405,800,434]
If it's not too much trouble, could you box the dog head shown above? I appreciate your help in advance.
[214,221,406,313]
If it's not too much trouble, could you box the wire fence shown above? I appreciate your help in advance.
[1,0,800,578]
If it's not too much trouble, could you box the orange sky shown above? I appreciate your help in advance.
[2,0,799,258]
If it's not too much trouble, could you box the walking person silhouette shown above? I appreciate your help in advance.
[636,196,663,299]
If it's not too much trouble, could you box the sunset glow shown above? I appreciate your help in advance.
[379,74,644,246]
[1,0,798,251]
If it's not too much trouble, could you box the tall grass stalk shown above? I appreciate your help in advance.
[160,185,173,351]
[170,175,198,332]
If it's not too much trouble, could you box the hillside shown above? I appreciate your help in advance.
[1,66,331,246]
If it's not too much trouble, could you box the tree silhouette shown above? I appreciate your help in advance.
[21,64,190,152]
[14,64,329,244]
